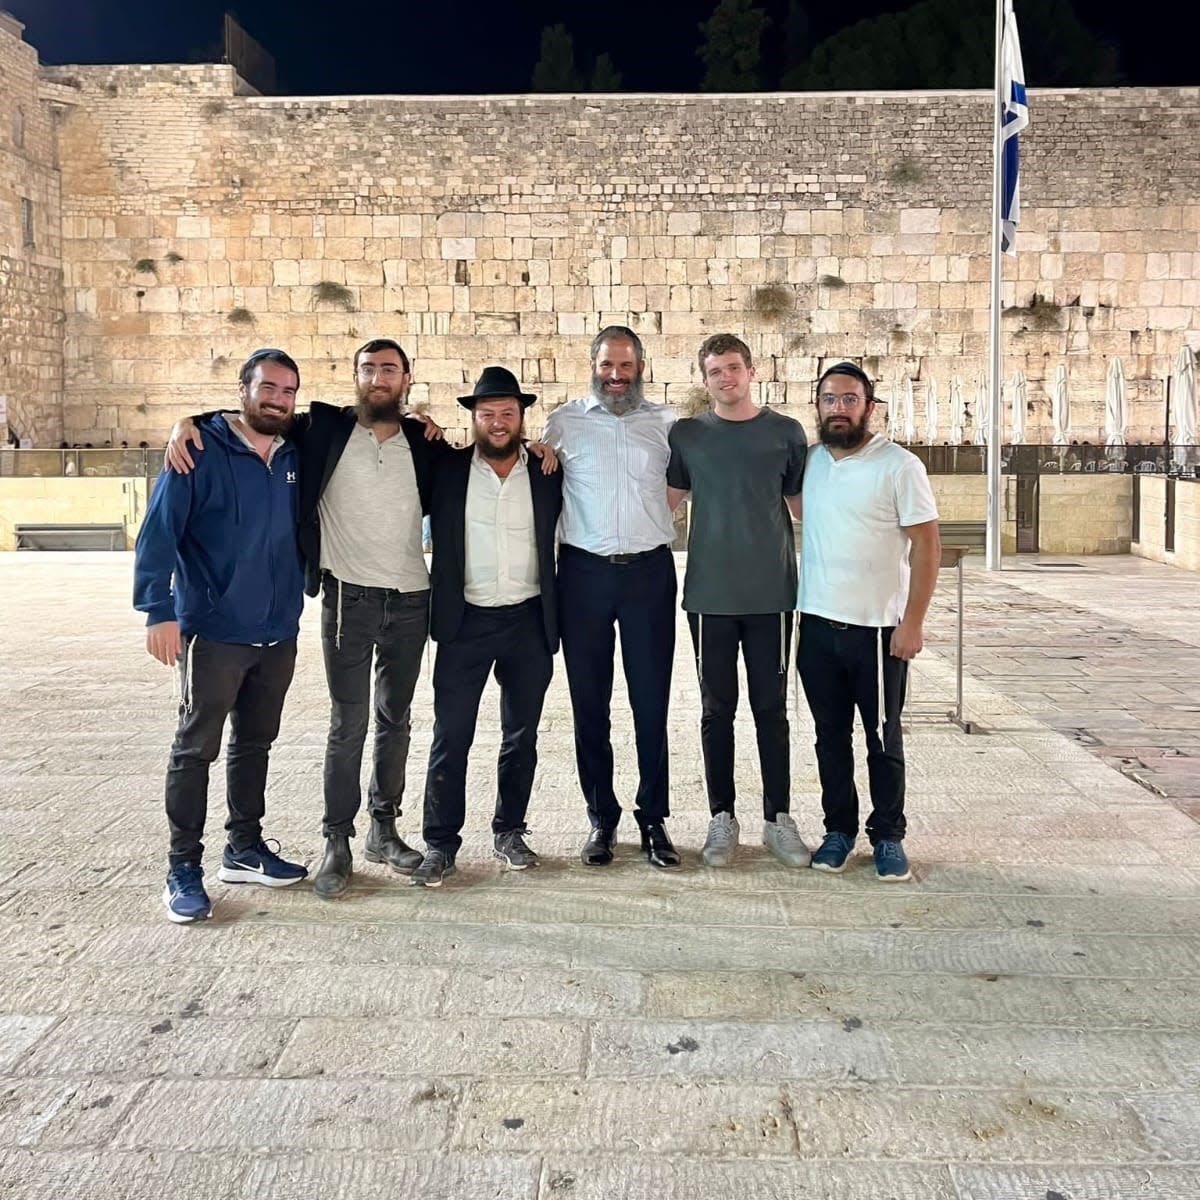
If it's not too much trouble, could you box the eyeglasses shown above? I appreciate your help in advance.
[817,392,865,409]
[356,364,404,380]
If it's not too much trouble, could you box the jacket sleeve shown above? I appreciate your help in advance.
[133,467,195,626]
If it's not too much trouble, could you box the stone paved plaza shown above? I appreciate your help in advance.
[1,551,1199,1199]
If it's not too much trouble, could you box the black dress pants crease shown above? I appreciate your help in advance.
[423,599,553,853]
[557,544,676,832]
[796,613,908,844]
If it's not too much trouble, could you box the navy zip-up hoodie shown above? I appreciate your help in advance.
[134,414,304,644]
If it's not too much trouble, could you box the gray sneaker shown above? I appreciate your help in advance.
[701,812,740,867]
[763,813,811,868]
[494,829,540,870]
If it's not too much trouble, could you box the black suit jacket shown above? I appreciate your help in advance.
[427,447,562,651]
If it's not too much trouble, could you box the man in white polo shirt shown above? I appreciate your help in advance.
[798,362,941,882]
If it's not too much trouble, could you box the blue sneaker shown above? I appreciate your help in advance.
[874,839,912,882]
[810,832,855,873]
[217,839,308,888]
[163,862,212,923]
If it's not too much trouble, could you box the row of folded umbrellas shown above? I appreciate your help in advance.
[884,347,1198,448]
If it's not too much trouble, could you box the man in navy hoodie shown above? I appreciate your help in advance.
[135,348,309,923]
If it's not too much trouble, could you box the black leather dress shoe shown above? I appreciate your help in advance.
[581,826,616,866]
[640,823,681,869]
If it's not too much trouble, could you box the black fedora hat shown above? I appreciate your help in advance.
[457,365,537,410]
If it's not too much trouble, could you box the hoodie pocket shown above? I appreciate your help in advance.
[213,558,271,634]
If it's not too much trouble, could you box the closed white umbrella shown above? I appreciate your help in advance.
[1010,370,1027,444]
[903,378,917,443]
[924,378,939,444]
[1173,345,1196,450]
[1052,364,1070,446]
[886,378,900,440]
[1105,357,1126,448]
[949,375,965,444]
[973,377,988,445]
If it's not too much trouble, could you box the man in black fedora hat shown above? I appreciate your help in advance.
[411,366,564,887]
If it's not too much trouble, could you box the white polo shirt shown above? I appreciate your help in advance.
[799,435,938,627]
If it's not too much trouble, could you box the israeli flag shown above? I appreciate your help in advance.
[1000,0,1029,255]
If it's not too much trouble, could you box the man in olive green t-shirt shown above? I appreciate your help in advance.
[666,333,809,870]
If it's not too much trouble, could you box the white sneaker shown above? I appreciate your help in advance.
[701,812,740,867]
[763,813,811,868]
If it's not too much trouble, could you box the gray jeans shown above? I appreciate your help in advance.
[320,575,430,838]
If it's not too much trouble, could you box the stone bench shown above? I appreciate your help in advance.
[15,523,127,551]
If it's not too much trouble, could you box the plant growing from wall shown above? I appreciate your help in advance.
[133,258,157,275]
[164,251,184,264]
[683,385,712,417]
[750,284,794,321]
[889,159,924,185]
[819,274,846,289]
[227,307,255,326]
[1002,294,1062,331]
[312,281,356,311]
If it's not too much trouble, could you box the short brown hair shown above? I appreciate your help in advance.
[697,333,752,374]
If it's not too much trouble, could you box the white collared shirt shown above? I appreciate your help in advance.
[543,395,676,554]
[319,421,429,591]
[464,446,540,606]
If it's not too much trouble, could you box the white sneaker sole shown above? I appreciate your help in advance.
[701,848,736,867]
[493,851,538,871]
[810,859,849,874]
[216,866,306,888]
[162,887,211,923]
[877,869,912,883]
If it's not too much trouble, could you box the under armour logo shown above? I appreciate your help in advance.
[286,471,297,483]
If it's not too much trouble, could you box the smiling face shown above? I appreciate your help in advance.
[589,337,645,413]
[472,396,525,460]
[239,361,298,436]
[353,345,410,423]
[702,349,755,411]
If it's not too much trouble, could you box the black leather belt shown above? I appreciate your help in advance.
[561,544,670,565]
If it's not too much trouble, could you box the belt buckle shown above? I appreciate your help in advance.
[610,552,635,565]
[830,619,849,630]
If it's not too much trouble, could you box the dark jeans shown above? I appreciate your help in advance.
[558,544,676,831]
[688,611,793,821]
[423,599,553,854]
[165,636,297,867]
[320,576,429,838]
[796,614,908,844]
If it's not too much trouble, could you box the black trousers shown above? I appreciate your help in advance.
[422,599,554,854]
[688,612,793,821]
[796,614,908,844]
[557,544,676,831]
[320,576,430,838]
[165,636,297,867]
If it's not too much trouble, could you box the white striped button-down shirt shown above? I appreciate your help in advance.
[543,396,676,555]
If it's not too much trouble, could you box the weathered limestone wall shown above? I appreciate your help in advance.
[1133,477,1200,571]
[1,17,1198,447]
[0,476,146,549]
[0,13,64,445]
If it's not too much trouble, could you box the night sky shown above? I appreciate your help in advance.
[10,0,1199,94]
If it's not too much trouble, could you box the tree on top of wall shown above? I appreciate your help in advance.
[698,0,770,92]
[532,24,583,92]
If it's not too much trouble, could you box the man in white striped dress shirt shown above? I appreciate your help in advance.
[543,327,681,870]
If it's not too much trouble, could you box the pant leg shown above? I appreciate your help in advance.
[558,550,620,830]
[492,603,554,834]
[422,611,495,854]
[366,588,430,822]
[320,579,384,838]
[615,548,677,826]
[847,626,909,844]
[797,615,860,837]
[687,612,740,817]
[224,639,298,852]
[741,612,794,821]
[164,636,251,868]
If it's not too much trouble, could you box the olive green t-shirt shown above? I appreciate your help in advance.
[666,407,807,615]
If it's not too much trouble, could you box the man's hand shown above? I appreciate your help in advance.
[165,419,203,474]
[527,442,560,474]
[889,619,924,661]
[408,411,445,441]
[146,620,182,667]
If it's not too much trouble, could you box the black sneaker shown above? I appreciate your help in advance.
[410,848,456,888]
[493,830,540,870]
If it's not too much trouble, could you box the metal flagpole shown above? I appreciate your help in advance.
[985,0,1006,570]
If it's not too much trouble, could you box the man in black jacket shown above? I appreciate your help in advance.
[411,367,563,888]
[168,340,449,897]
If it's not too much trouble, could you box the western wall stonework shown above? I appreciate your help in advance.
[2,15,1198,446]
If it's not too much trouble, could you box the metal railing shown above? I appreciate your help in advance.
[902,443,1200,477]
[0,447,166,479]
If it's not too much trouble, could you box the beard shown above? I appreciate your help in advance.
[476,427,524,461]
[819,412,871,450]
[355,381,406,424]
[589,370,644,416]
[242,406,291,437]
